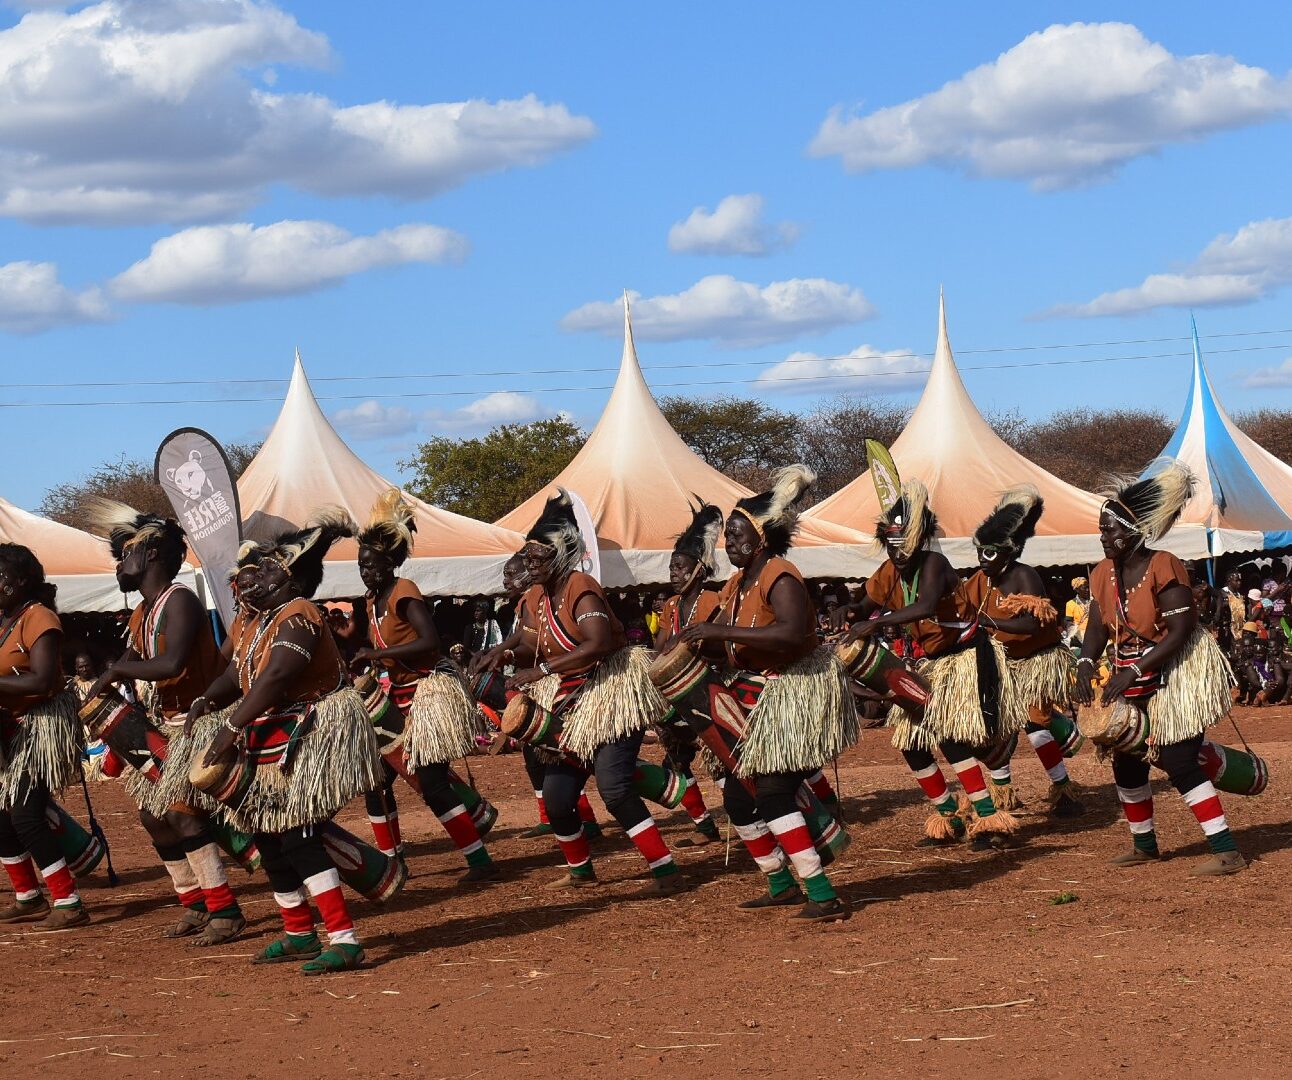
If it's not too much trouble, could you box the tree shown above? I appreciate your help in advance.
[659,395,801,490]
[797,396,908,501]
[1236,409,1292,467]
[40,442,262,527]
[1007,408,1174,490]
[400,417,586,522]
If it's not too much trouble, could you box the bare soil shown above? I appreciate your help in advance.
[5,707,1291,1079]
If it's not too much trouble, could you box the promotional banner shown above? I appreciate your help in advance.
[154,428,243,627]
[567,489,602,583]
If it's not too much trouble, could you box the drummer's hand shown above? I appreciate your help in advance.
[678,622,720,646]
[507,667,542,691]
[351,647,379,672]
[845,619,879,643]
[1069,672,1095,707]
[183,696,212,735]
[202,725,238,767]
[1100,668,1136,706]
[469,647,502,676]
[86,667,118,702]
[830,604,856,632]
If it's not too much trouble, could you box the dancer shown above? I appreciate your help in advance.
[838,442,1023,846]
[679,467,856,920]
[352,490,498,883]
[508,491,681,893]
[86,503,246,944]
[189,513,383,972]
[652,499,723,845]
[0,545,88,927]
[960,487,1084,817]
[1073,460,1244,875]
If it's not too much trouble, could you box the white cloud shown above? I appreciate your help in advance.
[332,399,416,440]
[456,391,544,426]
[809,22,1292,190]
[1044,216,1292,318]
[0,1,596,224]
[110,219,467,304]
[1243,357,1292,388]
[562,275,875,347]
[753,344,928,396]
[667,194,798,256]
[0,260,111,333]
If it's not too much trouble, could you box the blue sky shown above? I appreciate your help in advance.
[3,2,1292,510]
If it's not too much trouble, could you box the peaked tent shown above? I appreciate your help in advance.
[805,293,1209,566]
[238,353,524,598]
[1152,319,1292,556]
[0,496,127,612]
[496,298,873,585]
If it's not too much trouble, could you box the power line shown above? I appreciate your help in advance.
[2,339,1289,409]
[0,326,1290,393]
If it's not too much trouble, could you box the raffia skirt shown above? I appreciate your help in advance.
[405,666,487,768]
[888,637,1027,753]
[1007,644,1075,714]
[0,692,82,809]
[126,715,221,818]
[194,688,383,834]
[1144,628,1233,747]
[735,646,859,778]
[559,647,669,762]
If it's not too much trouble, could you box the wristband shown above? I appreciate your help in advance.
[223,716,242,737]
[539,661,552,676]
[1129,662,1144,679]
[1076,657,1094,667]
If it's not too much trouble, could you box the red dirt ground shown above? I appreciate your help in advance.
[5,707,1292,1079]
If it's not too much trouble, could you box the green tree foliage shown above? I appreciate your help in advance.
[799,397,908,501]
[659,395,802,490]
[41,443,261,527]
[1004,408,1175,491]
[400,416,586,522]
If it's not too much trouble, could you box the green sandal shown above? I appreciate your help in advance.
[301,942,366,975]
[252,933,321,964]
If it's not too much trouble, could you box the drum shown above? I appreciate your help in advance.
[632,760,687,809]
[500,693,567,755]
[320,821,408,903]
[1198,740,1270,797]
[44,801,105,877]
[1077,699,1150,755]
[355,671,407,749]
[188,746,256,811]
[648,643,713,705]
[835,637,931,715]
[79,690,169,784]
[206,819,263,874]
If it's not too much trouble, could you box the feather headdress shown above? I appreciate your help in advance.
[1101,458,1196,545]
[875,479,937,559]
[357,488,416,565]
[524,489,584,581]
[672,498,723,577]
[731,465,815,557]
[236,506,356,599]
[973,485,1044,560]
[85,498,187,576]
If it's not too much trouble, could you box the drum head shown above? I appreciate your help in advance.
[500,694,536,737]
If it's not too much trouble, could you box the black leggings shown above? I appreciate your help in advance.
[899,739,981,775]
[363,760,467,820]
[255,824,336,895]
[0,780,62,870]
[1112,733,1208,800]
[722,770,808,829]
[543,729,648,836]
[140,807,208,849]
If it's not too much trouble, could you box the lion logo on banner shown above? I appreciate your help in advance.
[166,450,210,505]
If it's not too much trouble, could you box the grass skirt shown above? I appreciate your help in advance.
[889,637,1026,753]
[202,689,382,834]
[1007,645,1074,712]
[0,692,82,809]
[126,716,221,818]
[736,647,859,777]
[405,670,486,767]
[560,647,668,761]
[1147,627,1232,746]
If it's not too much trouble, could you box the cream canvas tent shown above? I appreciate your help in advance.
[496,298,874,585]
[1153,319,1292,557]
[0,496,127,612]
[804,293,1210,566]
[238,353,523,598]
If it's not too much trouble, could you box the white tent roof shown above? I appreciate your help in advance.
[0,496,127,612]
[238,353,523,597]
[496,298,873,585]
[1155,319,1292,557]
[804,292,1210,566]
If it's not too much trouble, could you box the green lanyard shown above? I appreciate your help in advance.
[900,569,920,609]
